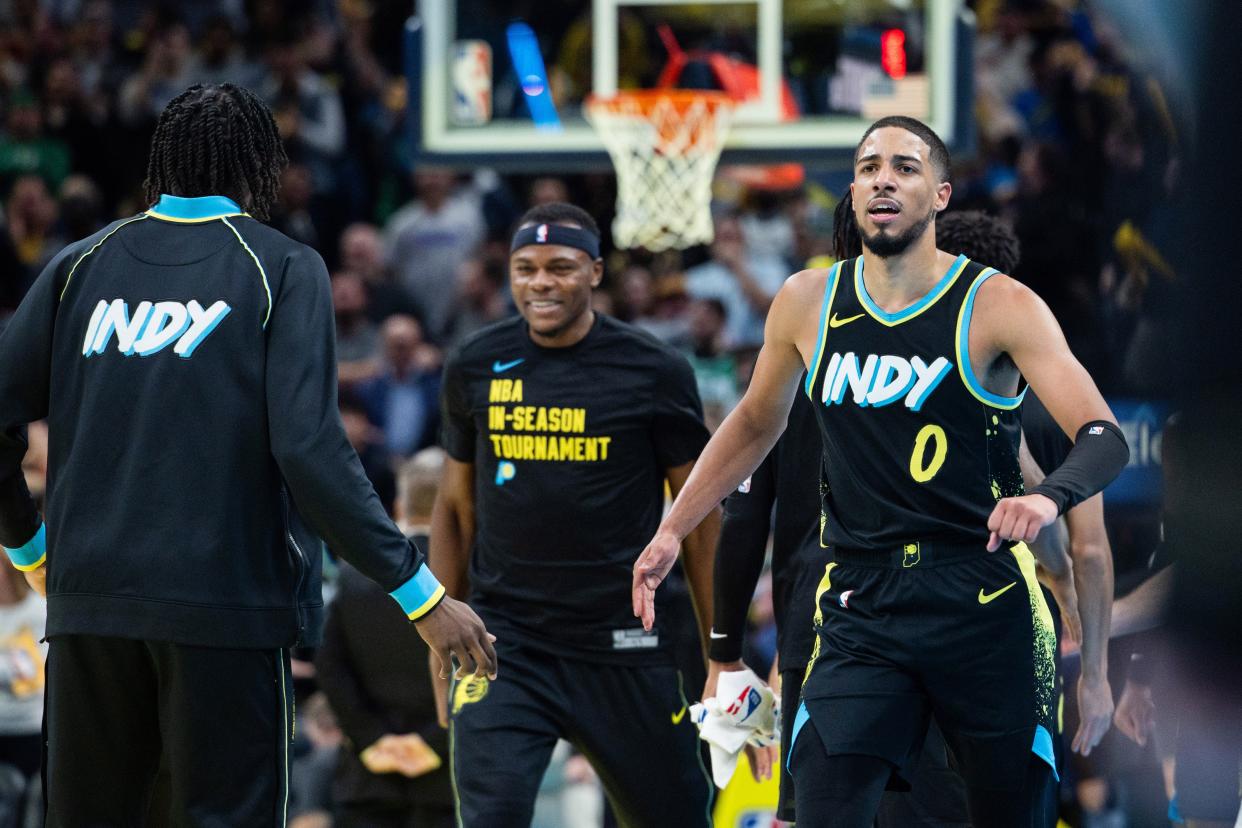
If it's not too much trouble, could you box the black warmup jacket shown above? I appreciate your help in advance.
[0,195,441,648]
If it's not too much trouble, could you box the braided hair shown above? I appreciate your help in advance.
[832,191,862,261]
[143,84,288,220]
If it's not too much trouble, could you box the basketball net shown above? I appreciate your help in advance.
[586,90,734,251]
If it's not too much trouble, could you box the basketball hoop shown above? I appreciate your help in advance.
[586,90,734,251]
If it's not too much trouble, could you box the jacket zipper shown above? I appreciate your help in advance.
[280,486,308,645]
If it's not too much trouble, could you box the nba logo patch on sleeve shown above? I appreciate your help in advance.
[737,476,752,494]
[1088,426,1104,435]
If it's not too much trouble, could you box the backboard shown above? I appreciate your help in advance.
[406,0,974,171]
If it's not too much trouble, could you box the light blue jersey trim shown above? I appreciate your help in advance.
[786,701,812,772]
[390,564,446,619]
[856,253,967,325]
[148,194,243,220]
[4,523,46,570]
[805,263,841,397]
[1032,724,1059,781]
[956,268,1027,409]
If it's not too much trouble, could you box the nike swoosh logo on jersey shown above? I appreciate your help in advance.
[671,705,688,725]
[492,358,525,373]
[828,312,865,328]
[978,581,1018,604]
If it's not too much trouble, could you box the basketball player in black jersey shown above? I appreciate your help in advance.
[633,116,1128,827]
[431,202,716,827]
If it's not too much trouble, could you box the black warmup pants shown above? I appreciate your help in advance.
[449,638,713,828]
[43,634,294,828]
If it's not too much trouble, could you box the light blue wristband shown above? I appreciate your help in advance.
[389,564,446,620]
[4,523,46,571]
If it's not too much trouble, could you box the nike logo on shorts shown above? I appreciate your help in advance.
[978,581,1017,604]
[492,358,525,372]
[671,705,688,725]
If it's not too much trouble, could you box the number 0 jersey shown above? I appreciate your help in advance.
[805,254,1026,551]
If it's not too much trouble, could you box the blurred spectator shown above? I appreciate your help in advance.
[288,692,342,828]
[616,263,689,347]
[0,559,46,812]
[4,174,63,294]
[260,28,345,195]
[188,14,263,89]
[315,447,454,828]
[529,176,569,207]
[333,270,379,364]
[339,391,395,515]
[384,168,486,343]
[0,88,71,192]
[271,163,320,249]
[355,315,441,460]
[65,0,125,104]
[682,298,738,432]
[685,212,787,350]
[116,19,194,127]
[58,173,104,240]
[449,256,509,346]
[738,189,798,268]
[339,222,421,325]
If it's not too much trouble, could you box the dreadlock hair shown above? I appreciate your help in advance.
[143,84,288,221]
[518,202,601,238]
[832,191,862,261]
[935,210,1022,274]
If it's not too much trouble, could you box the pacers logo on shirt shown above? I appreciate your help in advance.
[452,674,489,714]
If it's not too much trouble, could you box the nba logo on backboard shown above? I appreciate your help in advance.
[536,224,549,243]
[451,40,492,126]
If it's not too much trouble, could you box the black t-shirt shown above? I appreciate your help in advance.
[441,314,709,663]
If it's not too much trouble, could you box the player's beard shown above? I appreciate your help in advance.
[860,207,936,258]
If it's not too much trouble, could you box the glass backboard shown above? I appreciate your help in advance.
[406,0,974,171]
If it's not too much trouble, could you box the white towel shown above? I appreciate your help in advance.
[690,668,779,788]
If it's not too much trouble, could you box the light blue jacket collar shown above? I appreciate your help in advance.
[147,194,246,222]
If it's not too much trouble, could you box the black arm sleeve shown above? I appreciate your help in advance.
[708,448,777,662]
[265,248,429,599]
[1030,420,1130,515]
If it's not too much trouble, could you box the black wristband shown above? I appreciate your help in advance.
[1030,420,1129,515]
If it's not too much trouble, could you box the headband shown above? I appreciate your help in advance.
[510,222,600,259]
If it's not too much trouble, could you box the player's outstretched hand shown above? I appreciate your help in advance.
[1113,679,1156,747]
[632,531,681,631]
[414,596,498,681]
[22,562,46,596]
[986,493,1059,551]
[1073,674,1114,756]
[1037,561,1083,647]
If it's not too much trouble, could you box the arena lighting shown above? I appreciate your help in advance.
[882,28,907,79]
